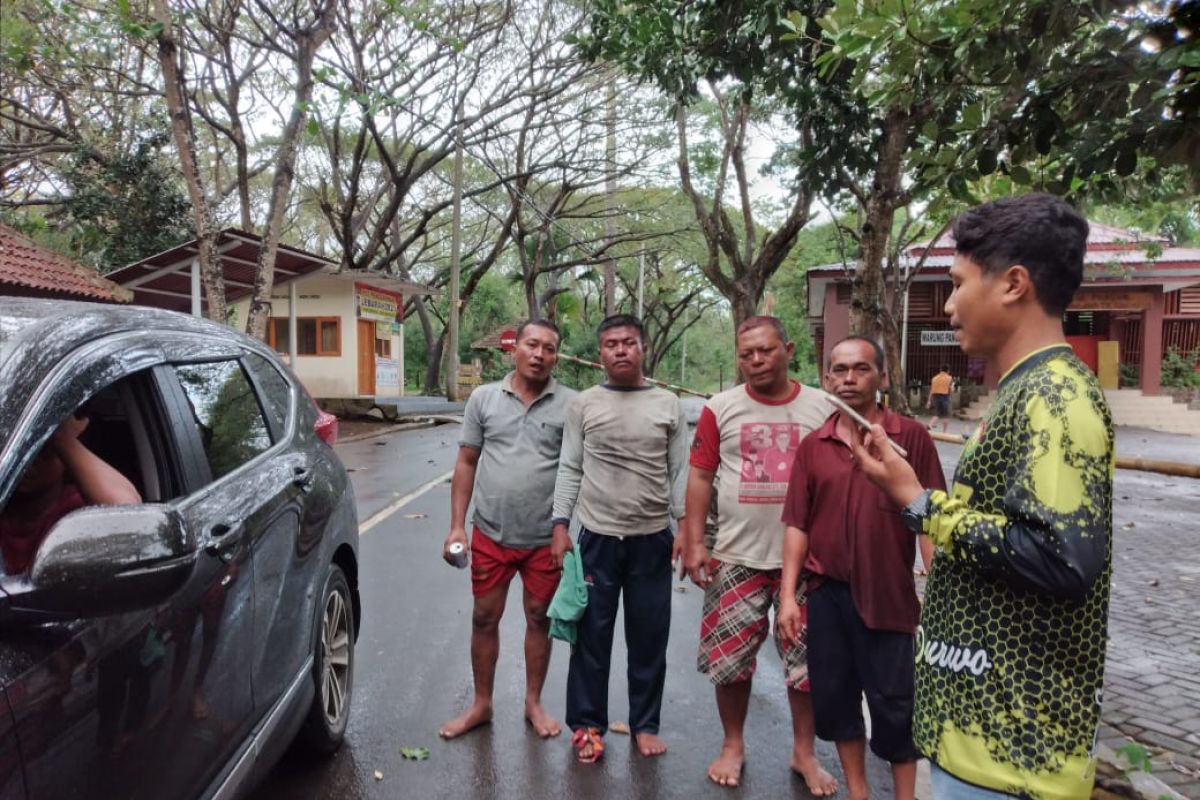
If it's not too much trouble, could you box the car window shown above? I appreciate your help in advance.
[0,372,165,575]
[242,352,292,441]
[173,361,273,480]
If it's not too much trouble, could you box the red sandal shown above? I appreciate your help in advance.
[571,727,605,763]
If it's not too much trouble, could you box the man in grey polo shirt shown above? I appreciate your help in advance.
[439,319,577,740]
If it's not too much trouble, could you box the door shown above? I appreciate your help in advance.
[357,319,376,396]
[238,352,327,715]
[3,364,257,800]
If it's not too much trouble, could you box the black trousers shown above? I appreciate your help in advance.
[807,579,919,763]
[566,527,673,736]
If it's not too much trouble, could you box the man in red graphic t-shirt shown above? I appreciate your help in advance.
[780,336,945,800]
[0,413,142,574]
[683,316,835,792]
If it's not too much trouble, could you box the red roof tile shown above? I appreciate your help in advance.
[0,224,132,302]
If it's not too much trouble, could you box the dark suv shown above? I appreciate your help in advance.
[0,298,359,799]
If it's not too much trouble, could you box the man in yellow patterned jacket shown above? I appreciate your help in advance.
[851,193,1113,800]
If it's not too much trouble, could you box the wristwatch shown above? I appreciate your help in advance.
[900,489,933,534]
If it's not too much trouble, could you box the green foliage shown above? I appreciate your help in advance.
[461,271,522,349]
[1115,741,1153,773]
[398,746,430,761]
[1162,347,1200,389]
[1118,362,1140,389]
[1085,171,1200,247]
[59,132,193,271]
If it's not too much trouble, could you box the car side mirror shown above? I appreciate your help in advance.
[3,505,197,623]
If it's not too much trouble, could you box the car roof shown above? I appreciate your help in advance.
[1,297,271,413]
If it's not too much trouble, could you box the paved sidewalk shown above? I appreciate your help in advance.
[1100,451,1200,798]
[936,426,1200,799]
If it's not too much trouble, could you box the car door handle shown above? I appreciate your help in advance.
[204,522,242,561]
[293,465,316,491]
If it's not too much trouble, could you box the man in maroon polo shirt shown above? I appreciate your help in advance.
[778,336,945,800]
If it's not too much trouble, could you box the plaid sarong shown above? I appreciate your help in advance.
[697,559,809,690]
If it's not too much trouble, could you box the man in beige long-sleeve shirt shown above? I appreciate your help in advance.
[552,314,688,764]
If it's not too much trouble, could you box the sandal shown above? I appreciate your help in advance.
[571,727,605,763]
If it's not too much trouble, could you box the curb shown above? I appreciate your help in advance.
[336,419,439,444]
[1095,739,1191,800]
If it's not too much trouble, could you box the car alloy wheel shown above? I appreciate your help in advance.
[320,579,352,727]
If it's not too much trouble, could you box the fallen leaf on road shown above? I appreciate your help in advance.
[1122,522,1135,529]
[1148,579,1159,587]
[609,721,630,735]
[403,513,428,519]
[374,771,383,781]
[374,441,388,446]
[400,747,430,761]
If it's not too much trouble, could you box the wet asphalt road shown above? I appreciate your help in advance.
[251,423,898,800]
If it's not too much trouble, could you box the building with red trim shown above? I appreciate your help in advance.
[107,228,434,400]
[807,222,1200,395]
[0,223,131,303]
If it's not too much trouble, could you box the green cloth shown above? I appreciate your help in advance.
[547,550,588,644]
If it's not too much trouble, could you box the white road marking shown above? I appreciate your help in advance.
[359,470,453,535]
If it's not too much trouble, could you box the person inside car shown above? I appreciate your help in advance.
[0,412,142,574]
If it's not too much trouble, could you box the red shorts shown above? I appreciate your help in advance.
[470,527,560,605]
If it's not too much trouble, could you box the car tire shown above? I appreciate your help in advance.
[296,563,355,755]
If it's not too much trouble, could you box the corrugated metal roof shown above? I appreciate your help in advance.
[106,228,338,313]
[0,224,132,303]
[809,247,1200,273]
[913,220,1169,251]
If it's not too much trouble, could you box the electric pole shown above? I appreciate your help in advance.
[447,118,463,401]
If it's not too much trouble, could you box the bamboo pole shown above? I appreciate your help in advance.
[929,431,1200,479]
[558,353,712,398]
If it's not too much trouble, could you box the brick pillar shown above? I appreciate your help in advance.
[1141,290,1164,396]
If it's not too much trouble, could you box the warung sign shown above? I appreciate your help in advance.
[920,330,959,346]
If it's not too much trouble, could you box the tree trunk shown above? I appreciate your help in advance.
[674,100,812,347]
[525,275,539,320]
[153,0,225,323]
[730,290,758,333]
[849,108,910,412]
[245,0,336,341]
[425,331,446,395]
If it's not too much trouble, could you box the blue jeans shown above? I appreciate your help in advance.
[931,764,1020,800]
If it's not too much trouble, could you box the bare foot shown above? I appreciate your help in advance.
[524,700,561,738]
[792,753,838,796]
[635,732,668,757]
[438,702,493,739]
[707,743,745,786]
